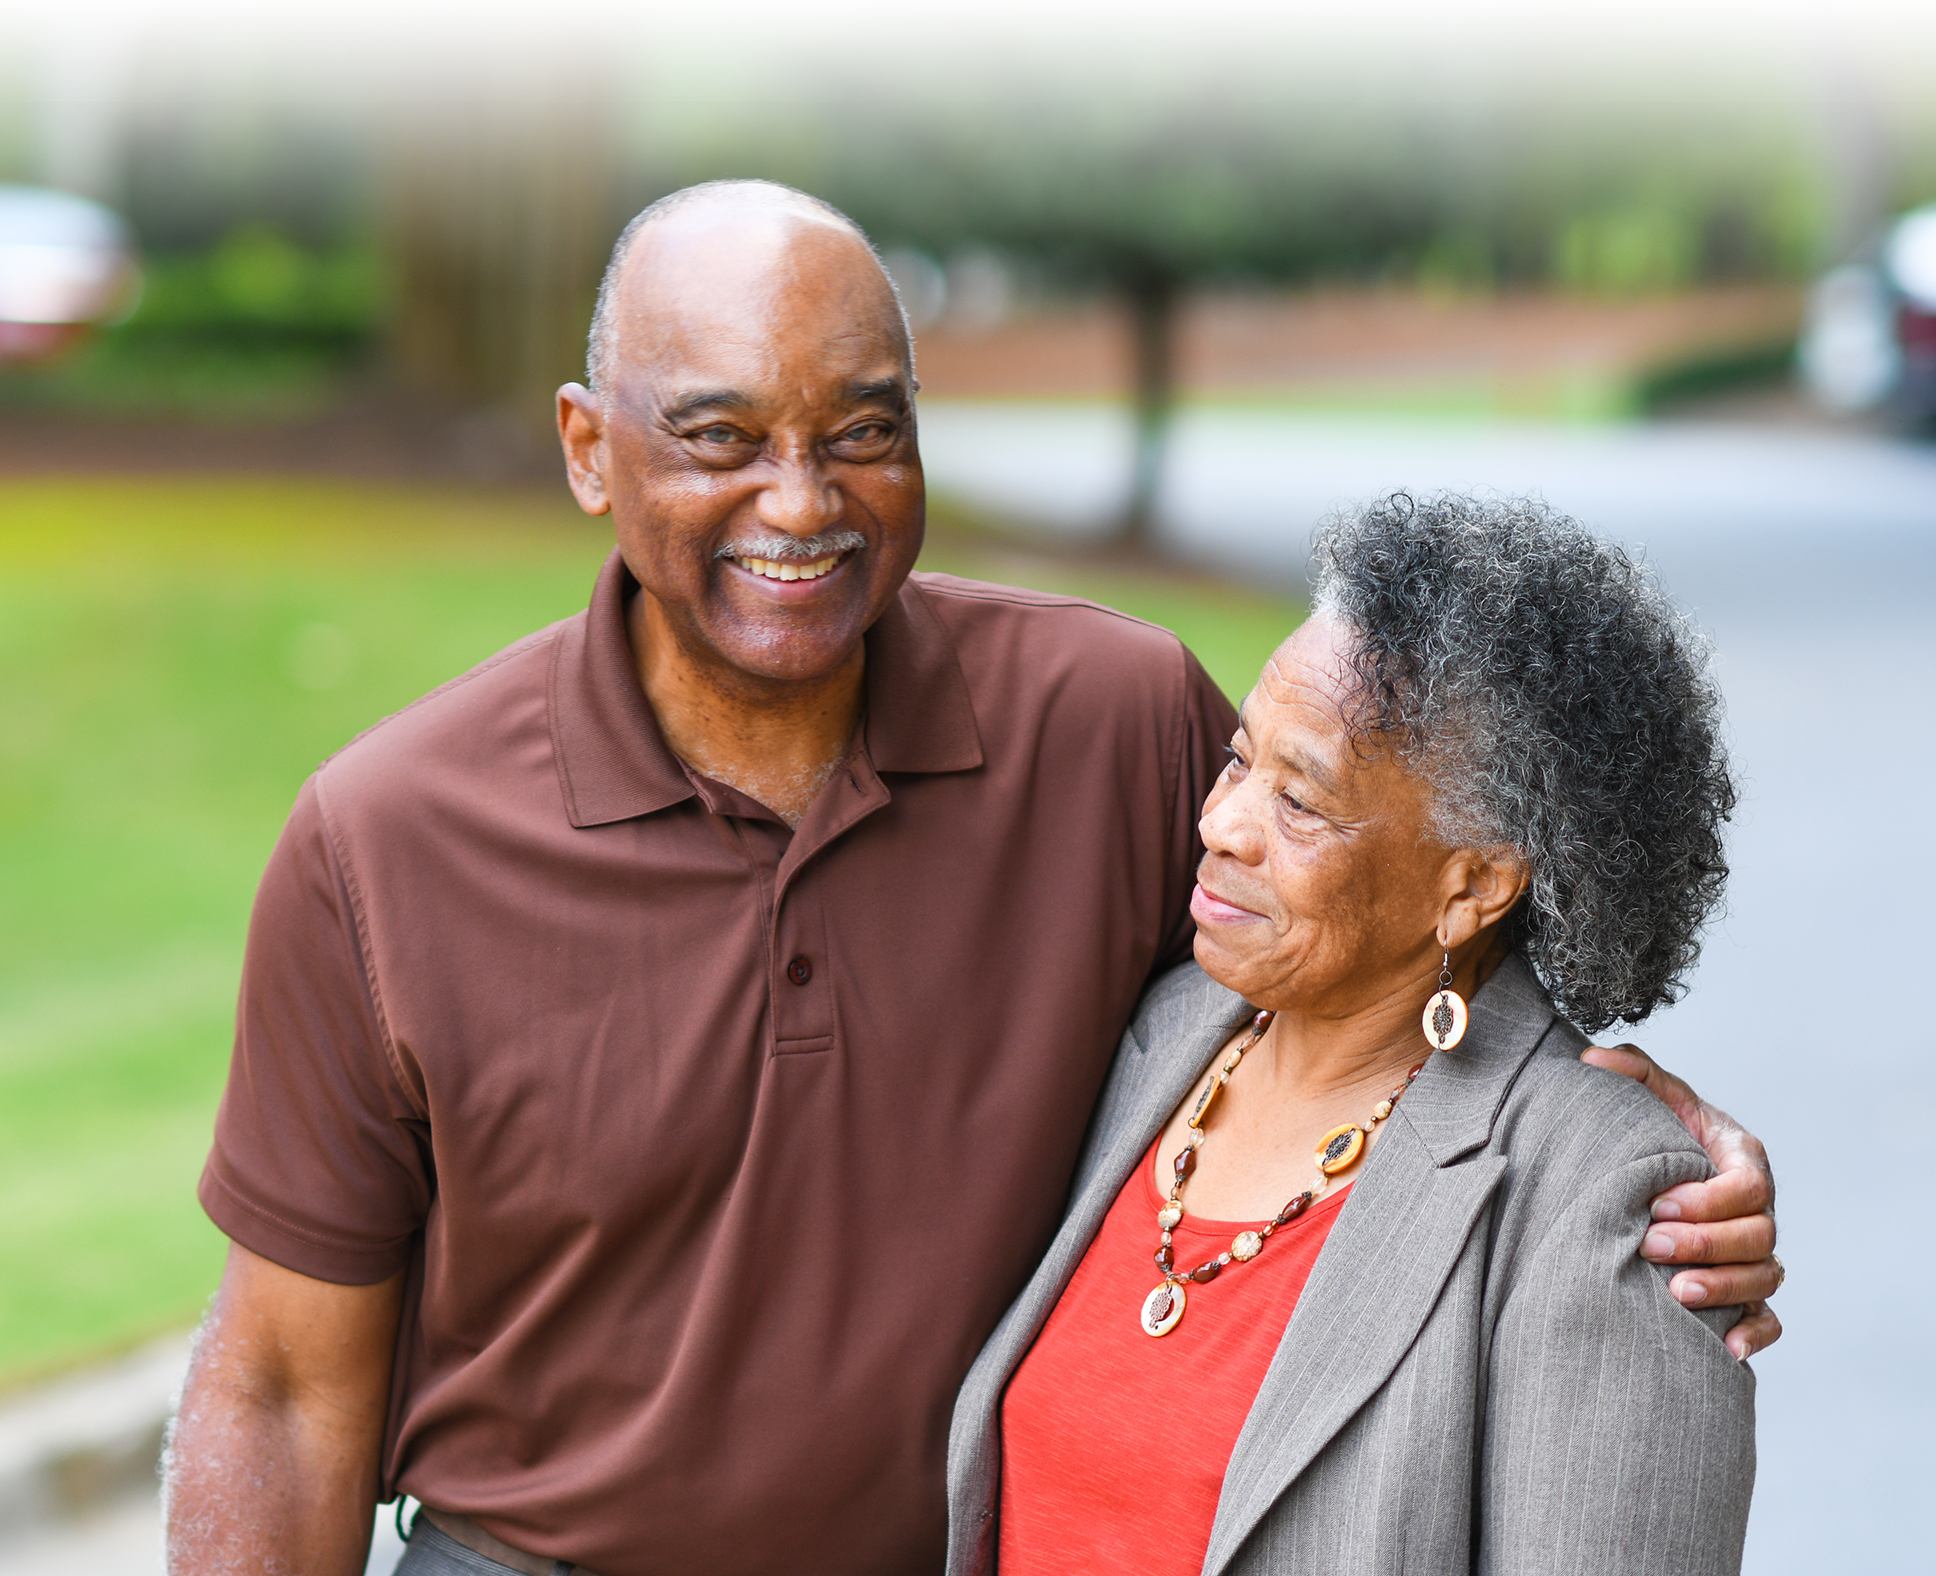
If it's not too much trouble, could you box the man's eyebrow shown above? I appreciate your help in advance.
[844,375,910,409]
[660,389,754,424]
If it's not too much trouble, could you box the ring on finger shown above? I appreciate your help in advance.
[1769,1252,1786,1292]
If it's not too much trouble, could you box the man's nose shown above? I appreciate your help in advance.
[755,454,842,539]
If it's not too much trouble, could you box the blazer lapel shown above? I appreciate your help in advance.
[1036,970,1255,1346]
[1201,1129,1507,1574]
[1200,956,1560,1575]
[1070,971,1254,1209]
[947,964,1252,1576]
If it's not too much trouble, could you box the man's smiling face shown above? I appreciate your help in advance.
[574,200,924,690]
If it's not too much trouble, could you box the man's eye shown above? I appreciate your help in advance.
[693,426,742,444]
[1223,746,1248,778]
[835,422,894,449]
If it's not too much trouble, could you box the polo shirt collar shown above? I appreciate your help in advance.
[551,551,982,829]
[861,573,984,776]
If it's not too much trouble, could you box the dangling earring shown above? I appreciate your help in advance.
[1422,950,1468,1051]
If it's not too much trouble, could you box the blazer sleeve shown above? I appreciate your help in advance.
[1479,1149,1756,1576]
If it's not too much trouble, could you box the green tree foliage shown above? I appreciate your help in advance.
[1788,0,1936,249]
[1471,0,1819,280]
[786,0,1455,538]
[379,91,614,424]
[125,0,377,253]
[0,1,40,181]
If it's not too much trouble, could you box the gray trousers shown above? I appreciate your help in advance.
[393,1516,572,1576]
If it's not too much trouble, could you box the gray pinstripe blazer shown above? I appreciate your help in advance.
[945,955,1755,1576]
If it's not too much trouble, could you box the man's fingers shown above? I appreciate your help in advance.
[1648,1163,1775,1225]
[1640,1213,1777,1266]
[1717,1299,1781,1361]
[1581,1042,1702,1130]
[1666,1256,1784,1307]
[1686,1110,1772,1189]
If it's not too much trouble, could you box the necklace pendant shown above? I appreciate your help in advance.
[1316,1122,1365,1175]
[1140,1280,1186,1337]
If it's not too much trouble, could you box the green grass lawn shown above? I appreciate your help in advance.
[0,476,1300,1385]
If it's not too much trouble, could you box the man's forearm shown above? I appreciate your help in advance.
[166,1244,403,1576]
[166,1354,379,1574]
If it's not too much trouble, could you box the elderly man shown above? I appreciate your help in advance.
[167,182,1781,1576]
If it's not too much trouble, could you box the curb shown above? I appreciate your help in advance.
[0,1334,191,1539]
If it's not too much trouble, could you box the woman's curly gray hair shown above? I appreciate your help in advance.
[1309,492,1735,1032]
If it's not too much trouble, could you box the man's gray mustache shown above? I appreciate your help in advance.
[715,531,867,562]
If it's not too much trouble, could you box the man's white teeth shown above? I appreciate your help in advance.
[739,555,841,582]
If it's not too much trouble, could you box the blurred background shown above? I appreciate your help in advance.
[1,1,1932,1570]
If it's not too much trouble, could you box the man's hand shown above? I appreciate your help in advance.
[1580,1043,1782,1360]
[166,1243,405,1575]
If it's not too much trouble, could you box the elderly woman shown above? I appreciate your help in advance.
[947,495,1756,1575]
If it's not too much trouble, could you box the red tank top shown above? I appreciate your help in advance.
[997,1141,1348,1575]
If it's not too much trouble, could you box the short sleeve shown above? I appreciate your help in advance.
[1153,646,1239,973]
[198,775,432,1284]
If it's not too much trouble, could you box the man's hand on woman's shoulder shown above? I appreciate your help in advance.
[1581,1043,1782,1361]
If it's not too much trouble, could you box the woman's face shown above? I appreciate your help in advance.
[1191,614,1459,1017]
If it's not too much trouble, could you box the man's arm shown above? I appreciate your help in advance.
[166,1243,405,1576]
[1583,1043,1782,1359]
[1153,648,1240,972]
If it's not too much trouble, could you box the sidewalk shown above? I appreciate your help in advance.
[0,1335,405,1574]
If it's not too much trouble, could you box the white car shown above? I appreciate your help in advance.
[1800,203,1936,427]
[0,185,140,363]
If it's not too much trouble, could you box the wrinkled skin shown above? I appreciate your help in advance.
[1168,617,1778,1354]
[558,194,924,825]
[164,190,1777,1576]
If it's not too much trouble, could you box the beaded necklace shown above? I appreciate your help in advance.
[1139,1010,1426,1338]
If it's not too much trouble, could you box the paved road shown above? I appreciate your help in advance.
[921,399,1936,1575]
[0,1496,407,1574]
[7,406,1929,1572]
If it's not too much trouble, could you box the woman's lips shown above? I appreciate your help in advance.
[1191,882,1265,926]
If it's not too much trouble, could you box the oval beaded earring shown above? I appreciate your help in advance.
[1422,950,1468,1051]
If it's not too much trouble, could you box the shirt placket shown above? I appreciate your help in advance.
[765,750,893,1058]
[768,873,835,1056]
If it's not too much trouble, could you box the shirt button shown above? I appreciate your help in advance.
[786,955,813,986]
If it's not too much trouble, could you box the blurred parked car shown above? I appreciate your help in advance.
[1801,202,1936,428]
[0,185,140,364]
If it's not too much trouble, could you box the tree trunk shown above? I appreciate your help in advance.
[1121,272,1179,544]
[377,0,611,425]
[1781,0,1889,259]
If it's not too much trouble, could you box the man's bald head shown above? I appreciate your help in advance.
[556,176,926,695]
[585,180,912,393]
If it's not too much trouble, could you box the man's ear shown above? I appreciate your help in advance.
[558,384,611,517]
[1437,845,1530,950]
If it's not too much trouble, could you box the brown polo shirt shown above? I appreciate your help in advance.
[200,550,1237,1576]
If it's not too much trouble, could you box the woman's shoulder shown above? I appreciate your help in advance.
[1492,1020,1713,1201]
[1124,960,1250,1060]
[1077,962,1249,1154]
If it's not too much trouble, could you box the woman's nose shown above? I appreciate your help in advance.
[1200,780,1266,865]
[755,455,842,538]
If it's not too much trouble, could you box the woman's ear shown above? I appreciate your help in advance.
[1435,846,1530,950]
